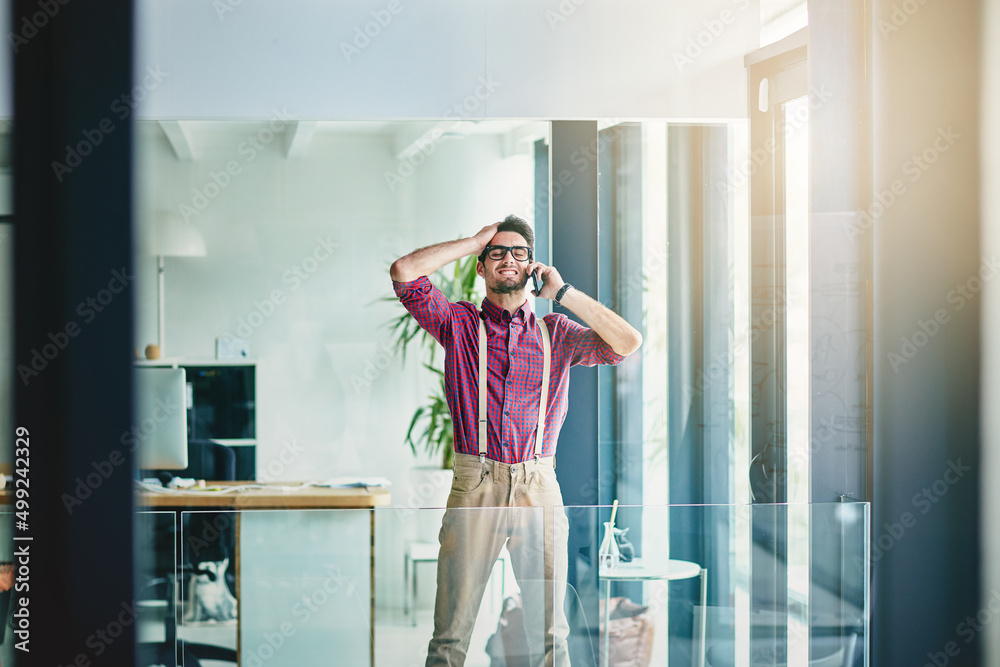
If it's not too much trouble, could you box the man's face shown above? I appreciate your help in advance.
[477,231,531,295]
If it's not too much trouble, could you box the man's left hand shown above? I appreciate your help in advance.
[526,261,565,300]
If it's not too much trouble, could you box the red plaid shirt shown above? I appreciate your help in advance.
[393,275,628,463]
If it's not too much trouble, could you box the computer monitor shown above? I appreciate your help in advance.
[134,366,189,470]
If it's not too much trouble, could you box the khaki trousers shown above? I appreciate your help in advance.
[425,453,571,667]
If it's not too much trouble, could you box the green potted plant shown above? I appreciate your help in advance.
[381,253,482,469]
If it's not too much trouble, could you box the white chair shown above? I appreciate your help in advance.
[404,541,507,626]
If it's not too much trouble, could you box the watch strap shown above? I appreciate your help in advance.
[555,283,574,305]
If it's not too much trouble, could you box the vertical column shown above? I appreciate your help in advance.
[872,0,981,664]
[747,53,795,663]
[13,1,135,666]
[550,122,600,666]
[550,121,600,506]
[667,124,734,664]
[809,0,871,661]
[534,138,551,319]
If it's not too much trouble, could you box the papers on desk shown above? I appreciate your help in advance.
[315,477,391,488]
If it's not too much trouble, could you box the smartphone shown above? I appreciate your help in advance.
[531,270,542,296]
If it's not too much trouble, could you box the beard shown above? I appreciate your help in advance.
[491,272,528,295]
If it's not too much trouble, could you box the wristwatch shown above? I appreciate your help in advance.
[554,283,574,306]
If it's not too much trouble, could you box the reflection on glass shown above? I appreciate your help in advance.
[784,94,811,667]
[134,511,178,666]
[731,119,753,666]
[641,122,669,517]
[426,498,561,667]
[557,504,867,667]
[135,504,869,664]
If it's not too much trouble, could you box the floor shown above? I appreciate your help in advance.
[138,584,503,667]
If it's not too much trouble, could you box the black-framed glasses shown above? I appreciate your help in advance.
[484,245,532,261]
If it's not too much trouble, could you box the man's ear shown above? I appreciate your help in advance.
[476,261,484,278]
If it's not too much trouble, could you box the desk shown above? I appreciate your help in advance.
[600,558,707,667]
[138,482,391,509]
[138,482,390,666]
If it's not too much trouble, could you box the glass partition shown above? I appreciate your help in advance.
[563,504,869,667]
[130,505,874,666]
[174,507,546,667]
[135,511,178,666]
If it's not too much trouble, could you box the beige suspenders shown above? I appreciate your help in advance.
[478,311,550,463]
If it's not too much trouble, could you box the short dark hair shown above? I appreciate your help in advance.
[478,214,534,263]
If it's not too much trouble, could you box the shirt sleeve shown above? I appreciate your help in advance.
[392,275,456,347]
[556,314,628,367]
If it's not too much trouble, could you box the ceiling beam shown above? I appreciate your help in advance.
[391,121,451,161]
[158,121,195,161]
[285,121,318,158]
[502,121,548,158]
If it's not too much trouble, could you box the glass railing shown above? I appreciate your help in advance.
[133,503,868,666]
[135,511,178,666]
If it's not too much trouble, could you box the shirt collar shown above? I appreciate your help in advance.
[481,295,533,325]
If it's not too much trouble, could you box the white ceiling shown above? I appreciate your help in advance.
[144,119,549,162]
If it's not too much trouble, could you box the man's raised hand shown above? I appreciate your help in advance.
[526,261,565,300]
[472,222,501,255]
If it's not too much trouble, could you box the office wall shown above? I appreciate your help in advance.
[132,0,756,120]
[133,122,533,608]
[872,0,982,664]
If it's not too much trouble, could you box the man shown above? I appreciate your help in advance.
[390,215,642,667]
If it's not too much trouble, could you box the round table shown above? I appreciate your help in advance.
[599,558,707,667]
